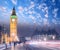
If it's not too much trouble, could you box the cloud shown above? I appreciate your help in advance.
[43,7,48,18]
[52,19,57,24]
[54,18,60,24]
[52,0,55,3]
[29,15,36,20]
[18,6,23,11]
[24,6,36,15]
[28,10,33,14]
[38,4,42,10]
[18,6,24,13]
[4,1,8,5]
[16,12,19,15]
[44,7,48,13]
[42,6,48,18]
[45,14,48,18]
[33,20,36,24]
[24,7,28,11]
[11,0,17,5]
[41,3,46,8]
[43,18,49,26]
[2,11,11,17]
[31,1,34,5]
[37,13,41,18]
[38,3,49,18]
[29,1,35,9]
[38,3,48,11]
[0,6,6,12]
[53,8,58,18]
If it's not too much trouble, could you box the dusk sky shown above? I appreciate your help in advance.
[0,0,60,37]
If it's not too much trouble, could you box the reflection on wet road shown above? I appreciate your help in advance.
[5,41,60,50]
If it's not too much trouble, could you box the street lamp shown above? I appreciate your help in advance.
[44,37,47,41]
[52,36,55,40]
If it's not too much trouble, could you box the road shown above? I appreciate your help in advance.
[5,44,54,50]
[4,41,60,50]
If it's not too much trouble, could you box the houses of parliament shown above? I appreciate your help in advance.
[0,7,19,44]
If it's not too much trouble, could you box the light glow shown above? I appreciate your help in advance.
[12,19,15,22]
[26,40,60,48]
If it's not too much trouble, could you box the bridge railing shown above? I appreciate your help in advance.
[0,44,6,50]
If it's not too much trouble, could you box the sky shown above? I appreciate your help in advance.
[0,0,60,37]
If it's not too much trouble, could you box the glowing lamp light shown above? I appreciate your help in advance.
[52,36,55,40]
[44,37,47,41]
[15,36,19,41]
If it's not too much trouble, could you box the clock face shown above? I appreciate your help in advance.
[12,19,15,22]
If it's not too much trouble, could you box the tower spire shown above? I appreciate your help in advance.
[12,7,16,15]
[11,7,17,19]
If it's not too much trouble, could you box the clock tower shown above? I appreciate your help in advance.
[10,7,18,42]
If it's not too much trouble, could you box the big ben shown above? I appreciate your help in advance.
[10,7,18,42]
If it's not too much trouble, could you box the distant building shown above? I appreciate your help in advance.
[0,24,8,44]
[32,35,56,41]
[32,27,60,40]
[0,25,2,43]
